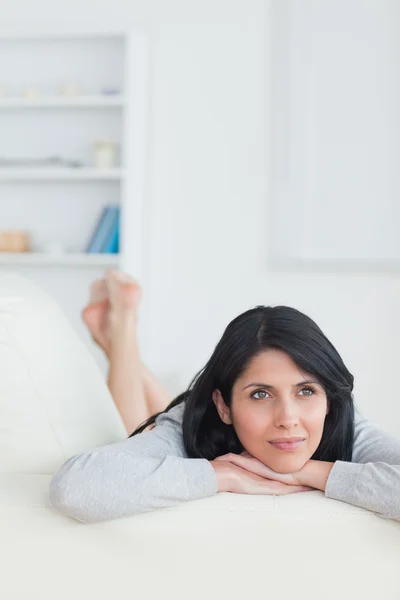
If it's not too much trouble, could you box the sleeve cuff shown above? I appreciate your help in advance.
[186,459,218,500]
[325,460,365,504]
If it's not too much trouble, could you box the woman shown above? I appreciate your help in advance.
[49,270,400,523]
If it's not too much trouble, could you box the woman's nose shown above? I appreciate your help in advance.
[273,400,300,429]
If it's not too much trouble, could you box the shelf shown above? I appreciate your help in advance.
[0,168,123,181]
[0,253,120,267]
[0,31,127,41]
[0,30,147,282]
[0,95,125,108]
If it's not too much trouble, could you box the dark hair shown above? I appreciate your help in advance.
[129,306,355,462]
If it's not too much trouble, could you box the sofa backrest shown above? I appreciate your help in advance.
[0,271,126,474]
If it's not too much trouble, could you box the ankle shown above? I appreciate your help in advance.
[109,310,138,333]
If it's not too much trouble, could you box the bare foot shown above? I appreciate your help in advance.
[81,270,142,355]
[81,279,111,354]
[104,269,142,315]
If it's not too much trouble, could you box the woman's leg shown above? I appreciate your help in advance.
[140,362,174,417]
[82,270,172,434]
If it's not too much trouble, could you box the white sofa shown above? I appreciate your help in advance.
[0,270,399,600]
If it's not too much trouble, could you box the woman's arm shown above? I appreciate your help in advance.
[49,403,218,524]
[49,401,312,524]
[210,412,400,521]
[304,410,400,521]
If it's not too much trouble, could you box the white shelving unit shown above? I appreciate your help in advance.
[0,31,147,276]
[0,168,124,181]
[0,252,120,267]
[0,95,125,108]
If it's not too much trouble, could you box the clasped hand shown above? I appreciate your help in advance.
[210,451,316,495]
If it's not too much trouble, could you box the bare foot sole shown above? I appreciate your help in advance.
[82,297,110,353]
[89,279,109,304]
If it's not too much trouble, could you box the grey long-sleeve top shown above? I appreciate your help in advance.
[49,402,400,524]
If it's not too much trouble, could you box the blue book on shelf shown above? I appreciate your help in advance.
[111,221,119,253]
[86,205,118,253]
[86,206,109,252]
[100,207,120,253]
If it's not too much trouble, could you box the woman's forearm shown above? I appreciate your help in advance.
[296,460,334,491]
[107,315,148,436]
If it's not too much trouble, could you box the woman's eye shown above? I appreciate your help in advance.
[251,387,316,400]
[252,390,269,399]
[299,387,315,396]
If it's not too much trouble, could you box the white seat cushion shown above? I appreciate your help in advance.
[1,476,399,599]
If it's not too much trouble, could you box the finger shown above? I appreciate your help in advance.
[216,454,299,487]
[214,454,240,463]
[227,453,292,484]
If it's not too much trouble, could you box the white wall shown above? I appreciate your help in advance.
[271,0,400,265]
[3,0,400,435]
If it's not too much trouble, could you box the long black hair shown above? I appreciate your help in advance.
[129,305,355,462]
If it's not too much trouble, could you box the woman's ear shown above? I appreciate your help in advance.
[212,389,233,425]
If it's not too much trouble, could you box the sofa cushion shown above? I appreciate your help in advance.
[0,475,399,600]
[0,271,126,474]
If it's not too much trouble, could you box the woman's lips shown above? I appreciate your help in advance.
[268,440,305,451]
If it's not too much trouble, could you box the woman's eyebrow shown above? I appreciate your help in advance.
[242,379,319,391]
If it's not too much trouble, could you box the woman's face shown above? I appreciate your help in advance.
[212,349,329,474]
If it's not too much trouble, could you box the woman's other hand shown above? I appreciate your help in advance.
[209,457,313,495]
[213,451,303,486]
[213,452,333,492]
[211,452,335,492]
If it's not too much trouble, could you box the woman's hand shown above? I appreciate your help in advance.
[212,452,334,492]
[213,451,303,486]
[209,458,313,495]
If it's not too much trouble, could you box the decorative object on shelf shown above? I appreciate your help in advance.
[0,156,84,168]
[22,87,40,99]
[86,204,120,254]
[0,231,30,252]
[100,87,121,96]
[41,242,67,255]
[58,82,81,97]
[93,139,118,168]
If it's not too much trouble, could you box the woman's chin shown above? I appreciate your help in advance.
[267,455,309,474]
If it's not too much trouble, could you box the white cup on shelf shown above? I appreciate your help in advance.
[22,86,40,99]
[59,82,81,97]
[93,139,118,168]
